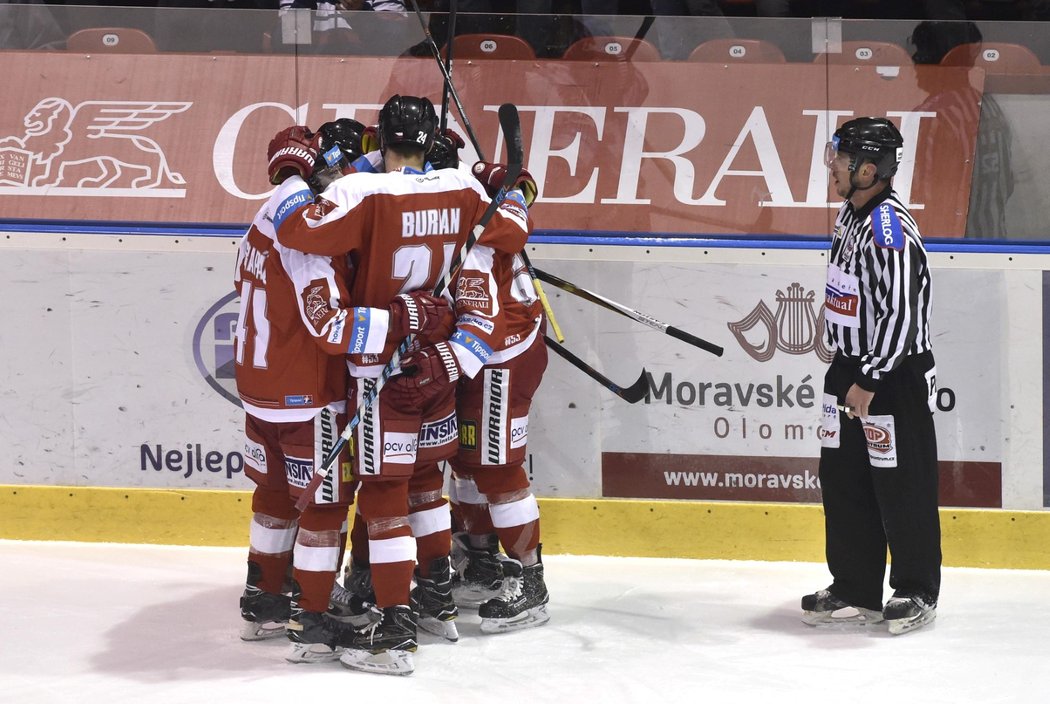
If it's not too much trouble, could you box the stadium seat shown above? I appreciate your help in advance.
[814,40,912,66]
[66,27,158,54]
[940,42,1042,73]
[445,33,536,60]
[687,38,786,63]
[562,36,662,62]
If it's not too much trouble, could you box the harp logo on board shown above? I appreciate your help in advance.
[727,282,835,363]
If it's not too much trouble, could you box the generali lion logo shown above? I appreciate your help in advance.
[456,276,488,301]
[728,282,834,362]
[0,97,190,193]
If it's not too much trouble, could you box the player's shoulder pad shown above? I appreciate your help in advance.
[271,178,314,232]
[869,202,905,251]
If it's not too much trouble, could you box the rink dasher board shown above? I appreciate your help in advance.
[1,231,1048,566]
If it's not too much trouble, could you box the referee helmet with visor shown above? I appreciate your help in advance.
[824,117,904,197]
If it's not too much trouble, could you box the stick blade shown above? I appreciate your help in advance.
[498,103,522,166]
[618,368,651,404]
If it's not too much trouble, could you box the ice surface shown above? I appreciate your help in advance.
[3,540,1046,703]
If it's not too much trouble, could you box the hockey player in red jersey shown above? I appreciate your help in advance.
[337,122,474,645]
[445,160,550,634]
[235,120,451,664]
[235,123,354,653]
[272,95,532,675]
[338,121,552,636]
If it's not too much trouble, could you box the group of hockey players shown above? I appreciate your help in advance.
[233,93,549,675]
[232,94,942,675]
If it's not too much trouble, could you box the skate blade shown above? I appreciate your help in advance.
[339,648,414,676]
[452,584,501,609]
[480,604,550,634]
[239,620,287,641]
[419,615,459,642]
[802,607,884,628]
[887,608,936,635]
[285,642,343,664]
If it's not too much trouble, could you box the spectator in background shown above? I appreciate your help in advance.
[0,0,65,50]
[909,20,1015,238]
[795,0,967,18]
[610,1,793,60]
[154,1,277,52]
[650,1,734,59]
[278,0,410,54]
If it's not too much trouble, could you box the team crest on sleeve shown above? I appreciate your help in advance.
[304,283,330,324]
[456,272,492,314]
[307,196,337,221]
[871,203,904,251]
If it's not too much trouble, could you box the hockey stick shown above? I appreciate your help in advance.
[439,0,457,133]
[533,267,724,357]
[294,104,523,512]
[544,335,649,404]
[624,14,656,61]
[406,0,565,343]
[407,0,484,157]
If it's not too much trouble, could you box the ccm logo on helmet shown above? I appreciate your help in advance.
[871,203,904,251]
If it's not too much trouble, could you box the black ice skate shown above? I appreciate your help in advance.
[239,562,291,641]
[410,556,460,642]
[801,588,884,627]
[450,532,504,608]
[285,593,348,663]
[478,548,550,634]
[883,593,937,635]
[339,605,418,676]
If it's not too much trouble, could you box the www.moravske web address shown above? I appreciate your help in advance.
[663,470,821,490]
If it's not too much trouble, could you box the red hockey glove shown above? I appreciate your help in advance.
[387,291,453,341]
[361,125,380,155]
[267,126,319,185]
[386,342,462,409]
[471,161,538,206]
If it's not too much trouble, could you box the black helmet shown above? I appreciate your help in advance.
[377,95,437,154]
[829,117,904,180]
[307,118,365,192]
[315,118,366,169]
[428,130,460,170]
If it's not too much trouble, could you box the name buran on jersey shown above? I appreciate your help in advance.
[402,208,461,237]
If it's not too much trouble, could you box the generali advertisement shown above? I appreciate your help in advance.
[0,54,981,237]
[0,246,1018,509]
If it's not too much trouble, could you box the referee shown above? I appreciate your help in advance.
[801,117,940,635]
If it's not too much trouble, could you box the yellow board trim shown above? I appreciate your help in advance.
[2,485,1049,570]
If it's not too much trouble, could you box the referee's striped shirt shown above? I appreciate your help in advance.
[823,186,933,390]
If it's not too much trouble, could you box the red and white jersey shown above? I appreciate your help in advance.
[272,167,531,378]
[233,193,354,423]
[454,245,543,373]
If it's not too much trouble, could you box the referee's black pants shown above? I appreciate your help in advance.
[819,351,941,612]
